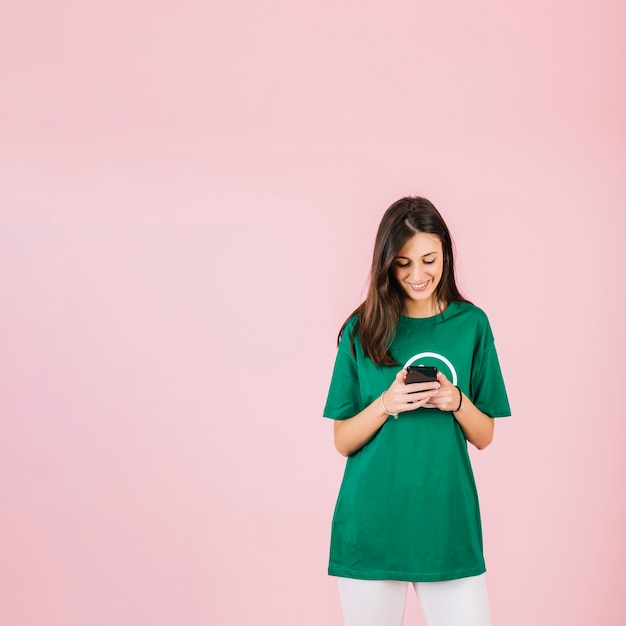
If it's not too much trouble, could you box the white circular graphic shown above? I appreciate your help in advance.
[403,352,457,408]
[403,352,458,385]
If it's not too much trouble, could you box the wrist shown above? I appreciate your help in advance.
[380,392,398,420]
[452,386,463,413]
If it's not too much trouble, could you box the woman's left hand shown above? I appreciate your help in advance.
[428,371,494,449]
[426,372,462,413]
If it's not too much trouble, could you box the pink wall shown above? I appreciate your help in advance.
[1,1,625,624]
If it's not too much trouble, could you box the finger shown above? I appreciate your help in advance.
[426,395,450,408]
[403,389,439,404]
[436,371,449,384]
[395,369,407,384]
[427,389,456,410]
[429,390,453,403]
[401,395,435,410]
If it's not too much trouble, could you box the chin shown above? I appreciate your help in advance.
[407,291,435,302]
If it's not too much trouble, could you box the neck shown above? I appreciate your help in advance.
[403,298,444,318]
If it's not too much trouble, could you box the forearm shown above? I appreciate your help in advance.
[453,391,494,450]
[333,396,390,457]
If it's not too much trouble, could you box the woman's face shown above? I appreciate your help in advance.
[392,232,444,317]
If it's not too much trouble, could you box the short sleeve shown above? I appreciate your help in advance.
[469,317,511,418]
[323,318,363,420]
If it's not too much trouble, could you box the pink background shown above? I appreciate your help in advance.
[1,1,625,624]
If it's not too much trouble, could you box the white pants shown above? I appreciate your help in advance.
[337,574,491,626]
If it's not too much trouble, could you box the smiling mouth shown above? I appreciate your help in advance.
[407,280,430,291]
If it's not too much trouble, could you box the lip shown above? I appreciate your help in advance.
[406,279,431,292]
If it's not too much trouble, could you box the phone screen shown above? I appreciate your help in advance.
[405,365,438,384]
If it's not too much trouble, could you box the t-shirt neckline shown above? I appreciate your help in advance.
[399,301,459,324]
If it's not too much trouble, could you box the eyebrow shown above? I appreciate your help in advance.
[395,251,439,259]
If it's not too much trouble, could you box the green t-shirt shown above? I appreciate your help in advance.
[324,301,511,582]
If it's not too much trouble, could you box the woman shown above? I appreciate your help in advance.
[324,197,511,626]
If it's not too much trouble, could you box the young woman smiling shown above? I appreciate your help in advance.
[324,197,511,626]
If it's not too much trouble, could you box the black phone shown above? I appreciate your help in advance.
[405,365,438,385]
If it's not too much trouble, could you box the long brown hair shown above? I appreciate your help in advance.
[339,197,470,366]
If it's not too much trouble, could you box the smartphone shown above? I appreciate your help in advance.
[405,365,438,385]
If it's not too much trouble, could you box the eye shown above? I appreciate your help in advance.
[423,259,436,265]
[396,261,411,268]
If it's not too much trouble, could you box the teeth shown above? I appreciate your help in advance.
[409,281,428,289]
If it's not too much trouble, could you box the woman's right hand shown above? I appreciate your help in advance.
[381,369,441,415]
[334,369,442,456]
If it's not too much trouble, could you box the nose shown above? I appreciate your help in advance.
[411,265,423,281]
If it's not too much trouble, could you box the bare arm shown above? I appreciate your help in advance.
[333,369,441,456]
[426,372,495,450]
[333,398,389,457]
